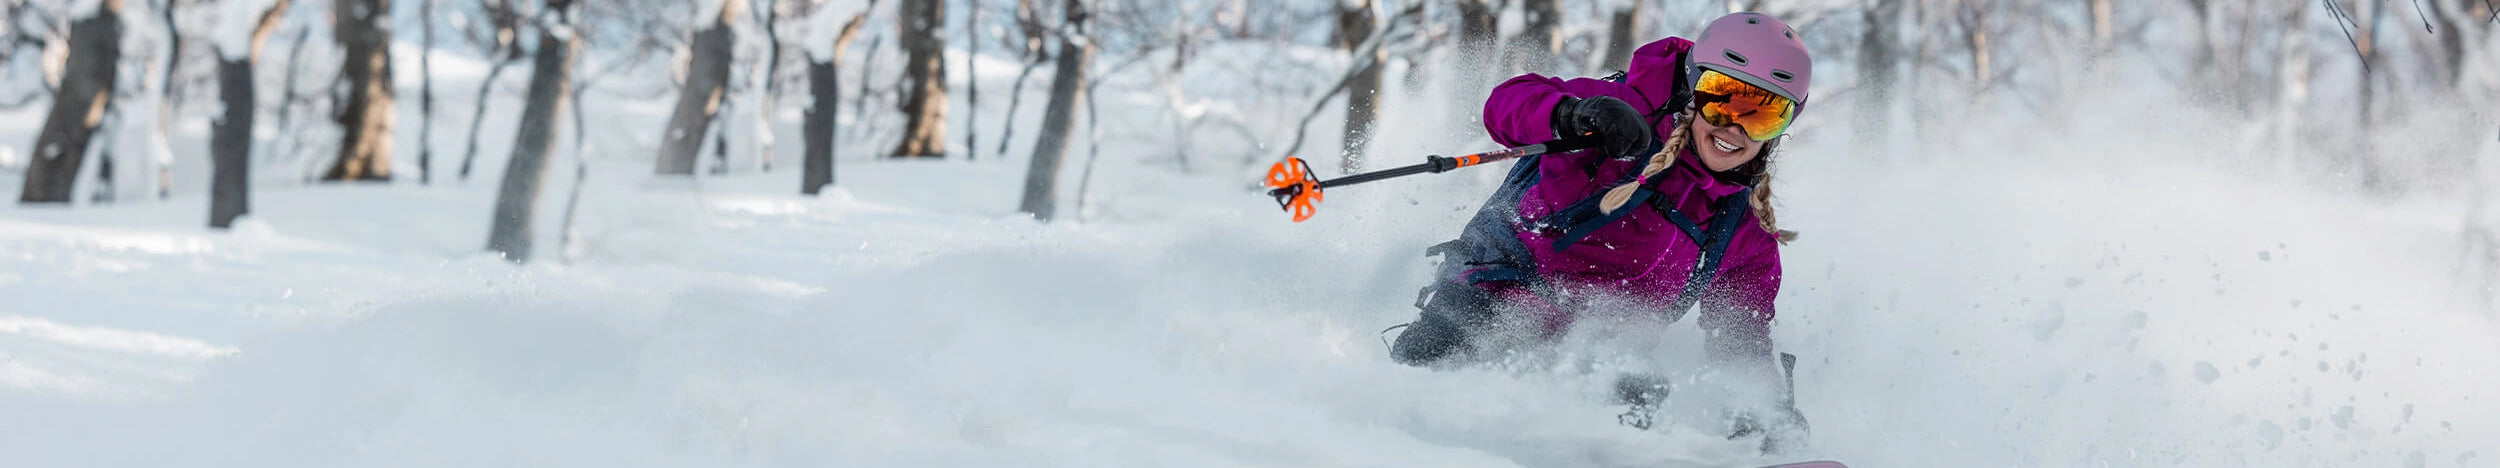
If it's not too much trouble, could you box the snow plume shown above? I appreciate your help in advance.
[211,0,283,60]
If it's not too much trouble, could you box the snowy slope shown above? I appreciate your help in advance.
[4,19,2499,468]
[4,118,2496,467]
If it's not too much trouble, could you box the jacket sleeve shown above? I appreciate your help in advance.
[1696,226,1782,369]
[1481,74,1650,153]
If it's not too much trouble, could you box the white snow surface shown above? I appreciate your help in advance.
[5,121,2496,466]
[2,19,2498,468]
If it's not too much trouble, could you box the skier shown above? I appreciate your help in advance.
[1388,12,1813,449]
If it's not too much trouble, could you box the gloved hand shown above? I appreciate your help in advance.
[1549,96,1654,160]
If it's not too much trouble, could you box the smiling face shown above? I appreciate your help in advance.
[1688,113,1765,173]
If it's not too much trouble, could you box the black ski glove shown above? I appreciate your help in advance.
[1550,95,1653,159]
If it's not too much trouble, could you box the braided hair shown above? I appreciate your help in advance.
[1594,110,1796,243]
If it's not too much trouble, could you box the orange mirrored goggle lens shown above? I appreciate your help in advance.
[1693,70,1796,141]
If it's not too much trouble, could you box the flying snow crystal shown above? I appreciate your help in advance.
[2256,422,2286,450]
[2194,361,2220,384]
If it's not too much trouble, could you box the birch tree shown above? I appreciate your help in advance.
[803,0,874,195]
[487,0,580,263]
[19,0,122,203]
[654,0,744,175]
[1016,0,1087,221]
[324,0,394,181]
[209,0,290,228]
[890,0,947,157]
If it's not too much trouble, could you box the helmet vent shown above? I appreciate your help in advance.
[1745,16,1760,24]
[1771,70,1794,82]
[1723,50,1748,65]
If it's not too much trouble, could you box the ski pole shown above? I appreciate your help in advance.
[1262,136,1601,222]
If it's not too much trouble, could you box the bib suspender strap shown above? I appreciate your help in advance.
[1658,187,1752,324]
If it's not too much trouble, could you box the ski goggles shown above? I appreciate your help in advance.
[1692,69,1798,141]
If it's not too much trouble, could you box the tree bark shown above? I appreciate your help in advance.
[754,0,783,172]
[2271,1,2310,164]
[1504,0,1559,75]
[993,0,1050,159]
[1334,0,1379,173]
[890,0,949,158]
[486,0,579,263]
[269,27,310,167]
[963,0,978,162]
[1017,0,1088,221]
[19,0,122,203]
[212,0,289,228]
[654,0,744,175]
[325,0,395,181]
[1853,0,1900,150]
[1960,3,1990,88]
[152,0,185,200]
[1447,0,1498,135]
[418,0,435,184]
[457,0,520,181]
[1600,0,1642,72]
[2088,0,2112,54]
[804,9,871,195]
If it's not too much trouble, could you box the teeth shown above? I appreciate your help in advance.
[1713,137,1741,152]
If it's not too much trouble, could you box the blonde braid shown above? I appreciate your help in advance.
[1597,110,1697,214]
[1751,167,1799,243]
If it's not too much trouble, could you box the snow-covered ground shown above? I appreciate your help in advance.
[7,115,2497,466]
[5,15,2499,468]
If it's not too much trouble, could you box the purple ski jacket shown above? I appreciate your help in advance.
[1479,37,1780,363]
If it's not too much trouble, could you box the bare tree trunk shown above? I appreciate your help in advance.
[891,0,948,158]
[325,0,395,181]
[805,9,872,195]
[1504,0,1559,75]
[2429,0,2470,89]
[19,0,122,203]
[1335,0,1380,173]
[487,0,580,263]
[964,0,979,162]
[655,0,745,175]
[1017,0,1088,221]
[995,60,1045,158]
[419,0,436,184]
[2089,0,2111,53]
[994,0,1050,158]
[1448,0,1498,135]
[850,34,885,137]
[457,0,520,181]
[1600,0,1641,72]
[2352,0,2385,188]
[153,0,185,200]
[212,0,289,228]
[2272,1,2310,166]
[1854,0,1900,151]
[268,27,310,166]
[457,60,515,179]
[755,0,783,171]
[1960,2,1990,88]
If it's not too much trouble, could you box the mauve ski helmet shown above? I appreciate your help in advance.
[1689,13,1812,110]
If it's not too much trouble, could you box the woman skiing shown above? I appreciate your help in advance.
[1389,12,1812,447]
